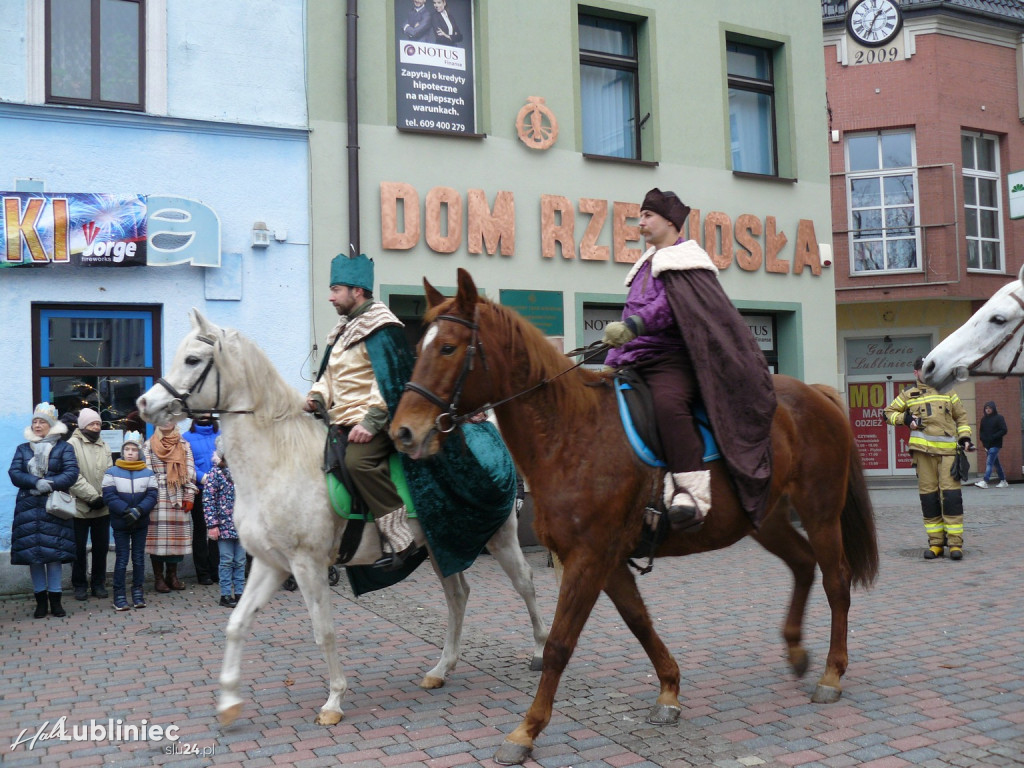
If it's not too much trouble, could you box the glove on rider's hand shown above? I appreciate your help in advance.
[87,496,106,510]
[34,478,53,494]
[602,319,638,348]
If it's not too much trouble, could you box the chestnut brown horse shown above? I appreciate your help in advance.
[391,269,879,766]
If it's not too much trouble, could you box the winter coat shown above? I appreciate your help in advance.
[978,402,1008,449]
[67,428,112,518]
[102,462,158,532]
[202,465,238,540]
[8,424,79,565]
[142,438,196,557]
[183,423,219,486]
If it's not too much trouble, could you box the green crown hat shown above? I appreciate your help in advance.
[330,253,374,292]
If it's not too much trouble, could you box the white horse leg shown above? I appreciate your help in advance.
[485,513,549,671]
[218,556,287,727]
[290,556,348,725]
[420,552,469,689]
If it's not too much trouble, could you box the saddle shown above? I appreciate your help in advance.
[613,367,720,570]
[323,425,418,564]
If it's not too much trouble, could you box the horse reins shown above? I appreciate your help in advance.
[403,309,609,434]
[966,290,1024,378]
[154,333,254,419]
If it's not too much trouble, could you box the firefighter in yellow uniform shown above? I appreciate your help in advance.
[884,357,972,560]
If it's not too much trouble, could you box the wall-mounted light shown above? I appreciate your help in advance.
[252,221,271,248]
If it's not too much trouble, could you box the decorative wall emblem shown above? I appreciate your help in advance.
[516,97,558,150]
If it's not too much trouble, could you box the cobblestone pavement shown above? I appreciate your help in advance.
[2,485,1022,767]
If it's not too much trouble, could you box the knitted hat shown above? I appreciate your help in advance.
[78,407,102,430]
[329,253,374,292]
[640,188,691,231]
[32,402,58,427]
[122,430,144,449]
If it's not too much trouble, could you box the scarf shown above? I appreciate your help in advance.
[116,459,147,471]
[151,428,187,491]
[28,433,61,478]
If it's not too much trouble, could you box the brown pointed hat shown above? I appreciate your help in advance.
[640,188,691,230]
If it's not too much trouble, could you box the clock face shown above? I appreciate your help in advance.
[847,0,903,47]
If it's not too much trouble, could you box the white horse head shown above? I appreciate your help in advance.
[923,265,1024,392]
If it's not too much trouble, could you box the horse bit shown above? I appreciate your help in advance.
[964,290,1024,379]
[154,332,254,420]
[403,308,608,434]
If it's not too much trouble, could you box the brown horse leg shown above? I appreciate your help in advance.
[494,553,607,766]
[752,508,818,680]
[602,563,682,723]
[802,515,851,703]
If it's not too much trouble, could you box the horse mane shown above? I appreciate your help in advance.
[424,295,605,423]
[215,328,325,471]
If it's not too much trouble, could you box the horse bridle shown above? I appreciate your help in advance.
[403,310,489,434]
[154,333,254,420]
[403,307,609,434]
[965,290,1024,379]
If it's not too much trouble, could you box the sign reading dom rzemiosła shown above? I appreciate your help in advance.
[395,0,475,134]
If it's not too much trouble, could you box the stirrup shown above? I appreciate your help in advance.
[372,541,417,571]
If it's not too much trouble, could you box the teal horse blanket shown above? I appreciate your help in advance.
[320,321,516,595]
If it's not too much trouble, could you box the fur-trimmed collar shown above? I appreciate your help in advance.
[23,422,68,442]
[623,240,718,287]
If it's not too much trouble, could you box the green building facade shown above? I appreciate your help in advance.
[308,0,837,385]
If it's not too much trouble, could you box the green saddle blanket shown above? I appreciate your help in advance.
[327,453,418,520]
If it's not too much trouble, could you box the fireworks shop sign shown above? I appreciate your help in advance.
[1,193,221,268]
[395,0,476,135]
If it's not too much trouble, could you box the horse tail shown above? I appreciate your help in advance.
[811,384,880,589]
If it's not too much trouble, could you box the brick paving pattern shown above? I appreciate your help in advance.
[1,486,1022,766]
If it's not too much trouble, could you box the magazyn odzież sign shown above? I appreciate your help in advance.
[395,0,475,135]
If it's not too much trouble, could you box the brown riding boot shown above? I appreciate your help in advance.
[166,563,186,590]
[152,557,170,593]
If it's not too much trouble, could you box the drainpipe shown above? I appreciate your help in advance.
[346,0,360,256]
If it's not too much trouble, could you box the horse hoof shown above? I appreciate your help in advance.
[647,704,682,725]
[419,675,445,689]
[315,709,344,726]
[494,740,532,765]
[811,684,842,704]
[218,702,243,727]
[789,649,810,678]
[530,656,544,672]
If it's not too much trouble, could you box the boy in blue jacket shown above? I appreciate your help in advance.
[102,431,158,610]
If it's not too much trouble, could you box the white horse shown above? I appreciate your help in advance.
[136,310,548,727]
[923,265,1024,391]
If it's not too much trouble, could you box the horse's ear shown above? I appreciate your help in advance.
[423,278,446,309]
[455,268,478,314]
[189,308,214,335]
[1018,263,1024,283]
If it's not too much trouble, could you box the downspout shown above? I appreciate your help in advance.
[346,0,360,256]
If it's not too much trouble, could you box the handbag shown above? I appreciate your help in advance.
[45,490,77,520]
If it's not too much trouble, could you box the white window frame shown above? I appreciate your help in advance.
[26,0,167,114]
[962,131,1003,273]
[845,129,921,275]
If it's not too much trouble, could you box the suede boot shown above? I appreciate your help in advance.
[152,557,170,593]
[166,563,185,590]
[33,591,48,619]
[48,591,66,618]
[664,470,712,533]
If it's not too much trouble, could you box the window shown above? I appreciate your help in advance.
[579,14,641,160]
[845,130,919,273]
[727,41,776,176]
[962,133,1002,271]
[34,305,160,434]
[46,0,145,110]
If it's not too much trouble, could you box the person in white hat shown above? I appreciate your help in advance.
[7,403,79,618]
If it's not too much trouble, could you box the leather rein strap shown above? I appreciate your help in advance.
[967,290,1024,378]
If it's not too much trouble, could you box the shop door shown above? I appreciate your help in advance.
[847,379,916,475]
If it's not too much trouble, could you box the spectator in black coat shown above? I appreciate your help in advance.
[975,401,1008,489]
